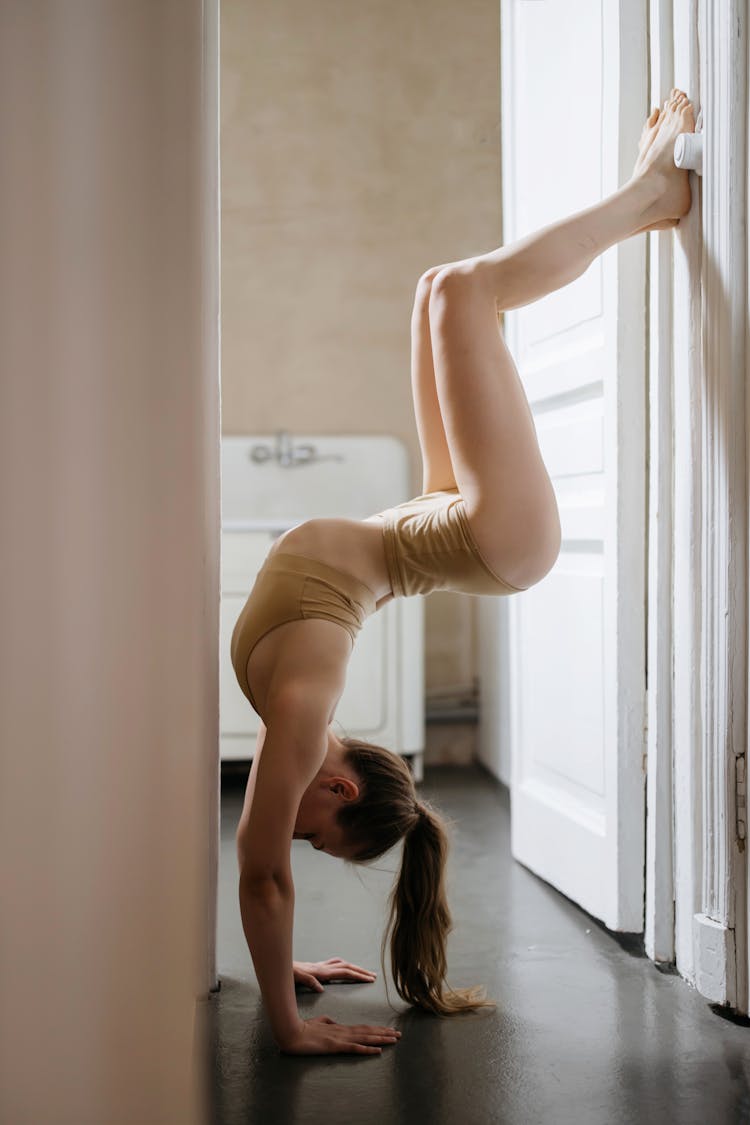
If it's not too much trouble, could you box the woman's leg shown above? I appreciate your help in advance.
[410,266,457,494]
[408,106,679,501]
[426,91,696,590]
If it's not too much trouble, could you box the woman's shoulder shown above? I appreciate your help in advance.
[260,617,353,725]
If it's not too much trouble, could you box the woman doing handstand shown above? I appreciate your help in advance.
[231,91,697,1056]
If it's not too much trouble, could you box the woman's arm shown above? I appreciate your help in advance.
[236,721,266,870]
[236,696,327,1045]
[238,873,298,1041]
[235,673,400,1055]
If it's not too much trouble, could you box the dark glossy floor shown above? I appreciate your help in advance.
[208,764,750,1125]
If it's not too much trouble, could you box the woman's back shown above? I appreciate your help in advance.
[272,516,392,598]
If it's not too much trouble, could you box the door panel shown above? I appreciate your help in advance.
[500,0,648,930]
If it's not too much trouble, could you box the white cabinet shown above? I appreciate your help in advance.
[219,530,274,760]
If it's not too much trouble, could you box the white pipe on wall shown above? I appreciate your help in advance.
[0,3,220,1122]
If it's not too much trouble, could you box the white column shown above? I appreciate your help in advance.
[0,2,220,1122]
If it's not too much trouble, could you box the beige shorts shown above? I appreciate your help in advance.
[379,488,526,598]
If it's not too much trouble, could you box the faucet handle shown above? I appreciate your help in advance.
[293,444,315,464]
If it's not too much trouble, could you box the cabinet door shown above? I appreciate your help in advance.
[220,533,274,757]
[221,532,275,593]
[220,590,261,738]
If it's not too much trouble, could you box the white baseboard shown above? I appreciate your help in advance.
[693,912,737,1005]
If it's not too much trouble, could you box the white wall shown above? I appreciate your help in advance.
[0,4,219,1122]
[477,598,512,786]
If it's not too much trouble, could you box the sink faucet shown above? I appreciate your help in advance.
[277,430,294,467]
[248,431,344,467]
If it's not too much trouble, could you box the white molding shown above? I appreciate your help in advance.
[693,912,737,1003]
[204,0,221,996]
[670,0,705,987]
[696,0,748,1011]
[645,0,676,966]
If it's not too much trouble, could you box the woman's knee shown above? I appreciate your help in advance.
[472,491,561,590]
[513,505,562,589]
[414,266,445,311]
[428,261,488,318]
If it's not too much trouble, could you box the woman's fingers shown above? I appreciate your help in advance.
[281,1017,401,1056]
[316,958,377,982]
[350,1025,400,1038]
[340,1026,400,1044]
[329,1028,400,1053]
[323,968,376,983]
[323,957,377,976]
[312,1016,400,1040]
[299,965,375,985]
[297,973,325,992]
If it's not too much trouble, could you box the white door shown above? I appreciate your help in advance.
[499,0,648,931]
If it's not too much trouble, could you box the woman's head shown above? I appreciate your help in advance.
[334,738,417,861]
[335,737,493,1017]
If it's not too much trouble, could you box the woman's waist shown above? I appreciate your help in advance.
[269,517,392,600]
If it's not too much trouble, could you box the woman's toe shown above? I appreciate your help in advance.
[680,103,696,129]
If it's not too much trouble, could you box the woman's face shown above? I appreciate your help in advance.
[293,778,359,859]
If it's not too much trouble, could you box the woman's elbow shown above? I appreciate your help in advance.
[236,828,249,872]
[239,867,294,904]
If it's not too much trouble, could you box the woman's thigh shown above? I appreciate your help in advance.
[428,266,561,589]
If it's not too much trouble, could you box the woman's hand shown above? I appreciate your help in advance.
[293,957,377,993]
[279,1015,401,1056]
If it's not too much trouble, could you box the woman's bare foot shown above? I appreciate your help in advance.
[635,216,679,235]
[631,89,696,230]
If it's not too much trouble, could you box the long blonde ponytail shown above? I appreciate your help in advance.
[337,738,494,1015]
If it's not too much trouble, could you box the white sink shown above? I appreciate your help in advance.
[221,433,411,530]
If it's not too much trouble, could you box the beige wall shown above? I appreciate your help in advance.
[0,4,218,1122]
[221,0,501,695]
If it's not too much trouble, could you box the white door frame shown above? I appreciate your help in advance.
[644,0,680,967]
[693,0,748,1012]
[646,0,748,1014]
